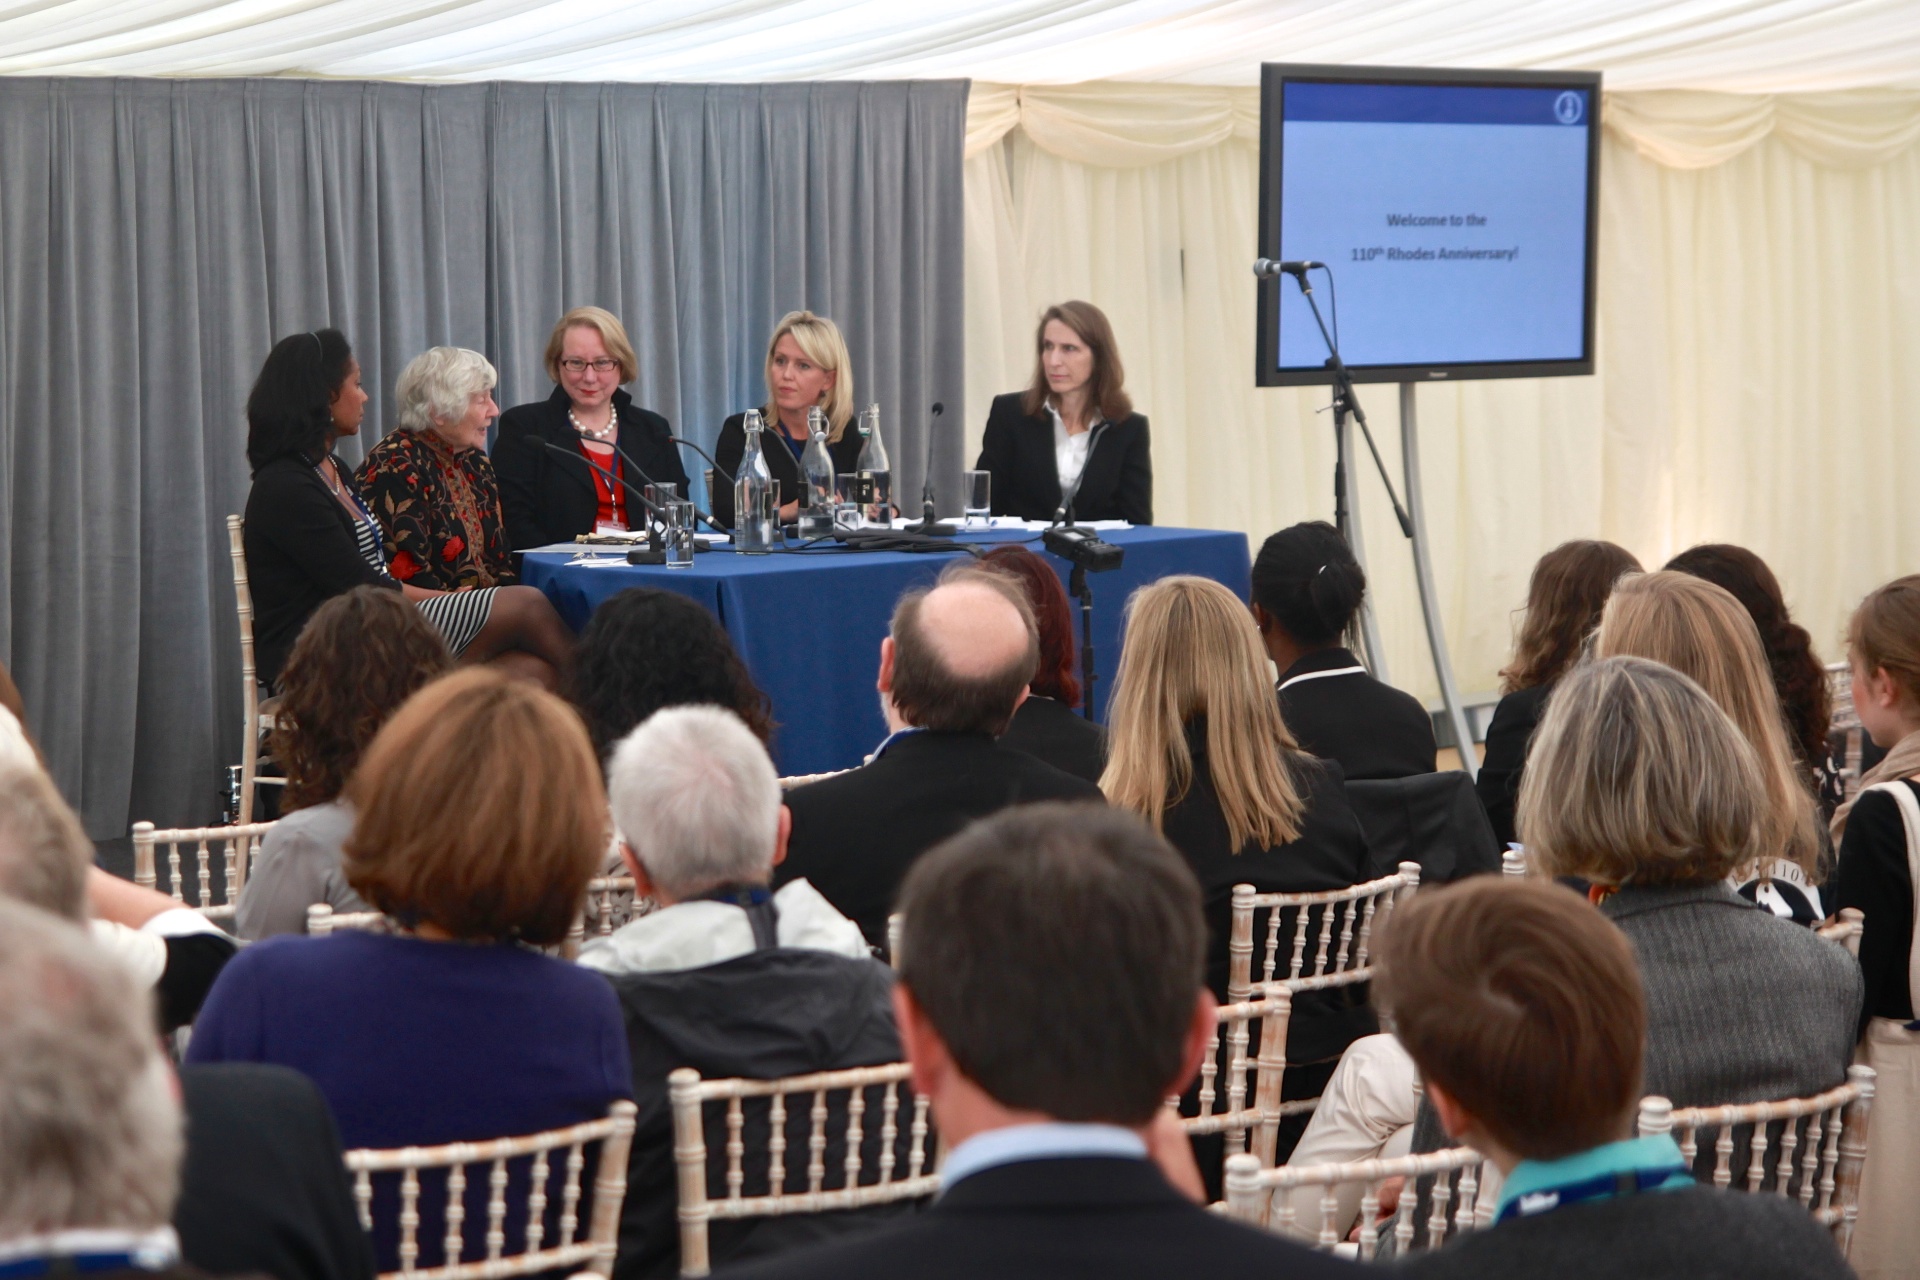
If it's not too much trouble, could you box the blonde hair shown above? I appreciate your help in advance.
[544,307,639,384]
[1521,656,1767,885]
[1595,571,1821,877]
[397,347,497,433]
[1100,576,1305,851]
[763,311,853,441]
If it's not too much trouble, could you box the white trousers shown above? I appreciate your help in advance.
[1278,1033,1421,1241]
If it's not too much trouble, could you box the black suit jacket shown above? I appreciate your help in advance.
[716,1156,1358,1280]
[996,695,1106,784]
[1474,682,1553,850]
[710,412,864,529]
[243,455,401,688]
[493,386,688,550]
[777,730,1105,949]
[975,393,1152,524]
[1276,648,1436,780]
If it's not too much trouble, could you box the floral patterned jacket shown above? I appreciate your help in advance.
[355,431,517,590]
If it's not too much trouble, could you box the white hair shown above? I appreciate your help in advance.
[396,346,497,433]
[607,706,780,900]
[0,899,181,1238]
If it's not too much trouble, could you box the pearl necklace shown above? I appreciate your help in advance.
[569,406,616,443]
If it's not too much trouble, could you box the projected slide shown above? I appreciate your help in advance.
[1276,81,1591,372]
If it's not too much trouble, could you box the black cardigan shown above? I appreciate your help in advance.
[242,455,400,688]
[1833,778,1920,1034]
[709,412,864,529]
[974,392,1152,525]
[492,386,688,550]
[1474,681,1555,849]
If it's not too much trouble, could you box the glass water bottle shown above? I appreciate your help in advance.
[733,410,778,555]
[855,404,892,528]
[798,406,837,539]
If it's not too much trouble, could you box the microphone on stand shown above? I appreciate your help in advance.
[667,436,736,487]
[905,402,954,536]
[537,440,667,563]
[1252,258,1323,279]
[1052,420,1112,528]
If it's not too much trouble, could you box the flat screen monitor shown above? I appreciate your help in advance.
[1256,64,1602,387]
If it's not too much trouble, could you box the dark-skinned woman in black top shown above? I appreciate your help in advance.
[241,330,573,689]
[976,300,1152,525]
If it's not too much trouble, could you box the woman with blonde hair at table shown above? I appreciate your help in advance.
[976,300,1152,525]
[711,310,863,527]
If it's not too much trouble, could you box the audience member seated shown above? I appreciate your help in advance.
[569,586,775,765]
[1383,877,1853,1280]
[1101,575,1374,1164]
[188,668,633,1271]
[356,347,573,688]
[1252,522,1434,779]
[0,745,234,1032]
[1475,539,1640,849]
[1829,574,1920,1278]
[1596,571,1826,921]
[0,899,203,1280]
[721,803,1357,1280]
[1667,543,1844,819]
[578,706,902,1278]
[236,587,451,939]
[982,545,1105,782]
[779,562,1102,950]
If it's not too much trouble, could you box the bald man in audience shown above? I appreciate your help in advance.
[778,561,1103,951]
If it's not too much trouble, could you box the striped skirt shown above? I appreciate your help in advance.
[415,587,498,657]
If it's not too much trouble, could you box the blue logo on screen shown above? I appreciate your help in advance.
[1554,92,1584,125]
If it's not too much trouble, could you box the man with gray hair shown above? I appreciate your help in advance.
[0,897,189,1278]
[779,560,1104,950]
[581,705,905,1279]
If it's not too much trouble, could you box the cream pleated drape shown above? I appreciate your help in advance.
[964,84,1920,703]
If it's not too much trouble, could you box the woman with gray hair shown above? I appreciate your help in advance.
[357,346,574,687]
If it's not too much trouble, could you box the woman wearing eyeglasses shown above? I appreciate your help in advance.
[493,307,689,551]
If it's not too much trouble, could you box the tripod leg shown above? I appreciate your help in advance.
[1334,401,1389,682]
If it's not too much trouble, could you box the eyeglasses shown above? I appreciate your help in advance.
[560,357,620,375]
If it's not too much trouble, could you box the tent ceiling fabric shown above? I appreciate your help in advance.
[4,0,1919,89]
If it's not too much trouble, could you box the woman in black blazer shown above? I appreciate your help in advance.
[492,307,688,550]
[1101,576,1373,1171]
[1251,522,1434,780]
[243,330,574,689]
[711,311,862,529]
[975,301,1152,525]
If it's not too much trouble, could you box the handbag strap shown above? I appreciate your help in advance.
[1867,779,1920,1009]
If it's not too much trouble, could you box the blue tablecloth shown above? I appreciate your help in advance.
[523,525,1251,775]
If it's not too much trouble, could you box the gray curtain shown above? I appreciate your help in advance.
[0,76,966,838]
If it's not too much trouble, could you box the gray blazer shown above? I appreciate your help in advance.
[1602,882,1862,1105]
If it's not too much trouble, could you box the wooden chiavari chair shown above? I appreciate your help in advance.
[131,819,273,922]
[1224,1147,1496,1259]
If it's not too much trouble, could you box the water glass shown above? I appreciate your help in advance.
[963,470,991,525]
[834,473,865,529]
[663,499,696,568]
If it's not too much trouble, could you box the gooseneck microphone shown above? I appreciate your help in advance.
[537,439,667,561]
[1053,420,1112,528]
[906,403,953,536]
[667,435,735,487]
[1252,259,1324,279]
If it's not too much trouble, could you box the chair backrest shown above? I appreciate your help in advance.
[1226,861,1421,1005]
[1827,661,1866,802]
[1344,773,1501,883]
[343,1099,638,1280]
[578,875,650,938]
[307,903,390,936]
[778,769,850,790]
[226,514,263,826]
[132,819,274,921]
[1224,1147,1496,1259]
[1501,848,1526,878]
[1638,1063,1876,1257]
[1181,994,1291,1170]
[667,1062,938,1277]
[1817,906,1865,959]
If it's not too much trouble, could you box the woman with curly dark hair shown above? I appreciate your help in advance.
[1475,539,1641,847]
[1665,543,1842,816]
[982,545,1105,782]
[234,587,451,939]
[569,588,774,764]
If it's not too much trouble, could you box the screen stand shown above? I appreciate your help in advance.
[1399,382,1478,780]
[1332,397,1389,683]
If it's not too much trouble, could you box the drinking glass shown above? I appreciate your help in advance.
[834,474,864,529]
[663,499,696,568]
[963,470,991,526]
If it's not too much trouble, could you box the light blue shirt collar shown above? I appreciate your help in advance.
[870,725,925,762]
[1495,1134,1691,1218]
[939,1122,1147,1194]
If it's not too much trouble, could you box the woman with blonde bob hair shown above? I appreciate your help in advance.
[494,305,689,550]
[1516,655,1858,1113]
[1595,571,1826,915]
[1102,576,1371,1160]
[711,310,862,528]
[189,668,632,1269]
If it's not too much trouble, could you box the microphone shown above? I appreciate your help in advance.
[667,435,735,487]
[600,436,729,537]
[1053,420,1112,529]
[906,402,954,536]
[537,440,666,561]
[1252,259,1323,279]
